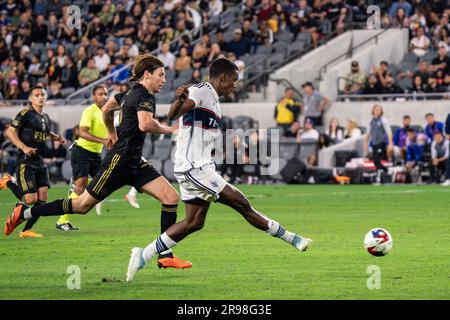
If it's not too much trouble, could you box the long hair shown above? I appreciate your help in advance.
[130,54,164,82]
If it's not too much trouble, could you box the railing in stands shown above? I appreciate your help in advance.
[337,92,450,101]
[64,4,245,105]
[240,19,366,102]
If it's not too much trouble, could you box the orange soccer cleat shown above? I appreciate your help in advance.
[0,174,12,190]
[19,230,43,238]
[157,255,193,269]
[4,204,26,236]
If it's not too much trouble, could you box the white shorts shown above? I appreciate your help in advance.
[174,163,227,203]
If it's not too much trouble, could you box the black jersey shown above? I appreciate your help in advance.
[10,106,51,167]
[108,82,156,168]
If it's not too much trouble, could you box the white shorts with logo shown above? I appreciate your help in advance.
[174,163,227,202]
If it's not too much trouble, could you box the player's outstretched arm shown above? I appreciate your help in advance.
[168,84,195,121]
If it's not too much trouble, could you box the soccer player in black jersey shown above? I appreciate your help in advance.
[1,86,66,238]
[4,54,191,269]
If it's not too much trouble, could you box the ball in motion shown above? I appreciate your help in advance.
[364,228,393,256]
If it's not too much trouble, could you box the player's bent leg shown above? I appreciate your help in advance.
[218,184,313,252]
[140,176,179,205]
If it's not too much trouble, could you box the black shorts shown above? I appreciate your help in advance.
[86,153,161,201]
[71,145,102,180]
[14,162,50,195]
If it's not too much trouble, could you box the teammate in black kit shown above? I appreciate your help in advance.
[2,86,66,238]
[4,54,191,269]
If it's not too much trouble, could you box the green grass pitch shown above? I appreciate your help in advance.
[0,184,449,300]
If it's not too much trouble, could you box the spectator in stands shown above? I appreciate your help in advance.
[296,118,319,166]
[209,0,223,17]
[274,87,302,131]
[253,20,274,51]
[431,45,450,75]
[363,74,383,96]
[425,74,447,96]
[241,19,256,42]
[344,119,362,139]
[75,46,88,73]
[158,42,176,70]
[409,75,427,94]
[94,47,111,75]
[365,104,393,174]
[435,27,449,53]
[410,27,431,57]
[409,6,428,36]
[424,113,444,141]
[430,131,449,183]
[372,61,390,87]
[207,43,225,66]
[17,79,31,100]
[110,57,128,84]
[47,81,63,99]
[382,73,404,95]
[175,46,192,72]
[389,0,412,18]
[45,56,62,84]
[344,60,366,94]
[288,13,302,41]
[214,30,229,52]
[301,81,329,126]
[61,56,78,89]
[78,58,100,87]
[190,68,202,84]
[31,14,47,44]
[227,28,251,58]
[285,121,301,138]
[191,44,208,69]
[5,78,19,99]
[324,117,344,144]
[405,127,426,176]
[391,7,410,28]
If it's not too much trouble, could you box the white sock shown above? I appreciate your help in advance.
[23,208,32,220]
[265,219,296,244]
[142,232,177,263]
[128,187,137,197]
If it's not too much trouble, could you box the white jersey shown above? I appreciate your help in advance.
[174,82,221,172]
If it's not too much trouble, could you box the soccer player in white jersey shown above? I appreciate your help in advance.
[126,58,312,281]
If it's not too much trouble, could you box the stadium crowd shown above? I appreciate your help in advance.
[0,0,383,104]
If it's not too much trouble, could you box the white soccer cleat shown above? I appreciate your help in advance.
[441,179,450,186]
[292,235,313,252]
[95,202,102,216]
[125,194,140,209]
[126,247,145,282]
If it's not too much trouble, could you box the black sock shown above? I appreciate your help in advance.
[24,199,73,219]
[158,204,178,259]
[22,200,44,232]
[6,180,23,201]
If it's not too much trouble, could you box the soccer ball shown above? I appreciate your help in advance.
[364,228,393,256]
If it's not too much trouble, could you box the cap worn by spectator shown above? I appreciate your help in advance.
[234,29,242,34]
[351,61,358,67]
[302,82,313,88]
